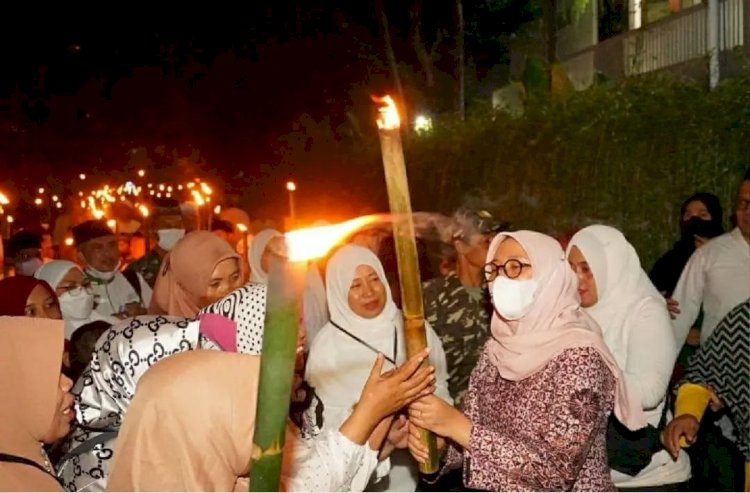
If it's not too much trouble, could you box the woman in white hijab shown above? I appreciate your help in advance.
[306,244,451,492]
[35,260,115,340]
[567,225,691,489]
[250,228,329,347]
[249,229,283,284]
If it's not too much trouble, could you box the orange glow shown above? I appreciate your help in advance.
[236,223,248,233]
[200,183,212,195]
[106,219,117,230]
[0,192,9,205]
[286,181,296,192]
[191,190,205,206]
[79,173,86,180]
[38,187,45,194]
[92,210,105,220]
[138,169,145,177]
[285,214,386,262]
[372,95,400,130]
[64,237,74,246]
[7,215,13,223]
[213,205,221,215]
[138,205,149,217]
[34,198,43,205]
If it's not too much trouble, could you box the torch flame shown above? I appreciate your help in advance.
[138,205,149,218]
[284,214,389,262]
[0,193,9,205]
[372,95,401,130]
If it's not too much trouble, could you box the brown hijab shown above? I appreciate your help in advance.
[150,231,242,317]
[106,350,260,491]
[0,317,65,492]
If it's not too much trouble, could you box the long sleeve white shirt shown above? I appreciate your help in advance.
[671,227,750,346]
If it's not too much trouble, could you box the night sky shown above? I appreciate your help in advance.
[0,2,533,223]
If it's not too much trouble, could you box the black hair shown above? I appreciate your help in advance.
[211,218,235,234]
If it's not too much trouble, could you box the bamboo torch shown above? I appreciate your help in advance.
[373,94,438,474]
[248,217,384,491]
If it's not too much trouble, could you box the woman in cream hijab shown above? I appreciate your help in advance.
[248,228,283,284]
[306,244,451,491]
[150,231,243,317]
[0,317,74,492]
[408,231,645,491]
[107,347,436,491]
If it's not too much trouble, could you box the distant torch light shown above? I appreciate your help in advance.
[52,195,59,202]
[236,223,248,233]
[414,115,433,133]
[7,215,13,223]
[55,202,62,209]
[138,169,145,177]
[79,173,86,180]
[78,191,84,197]
[107,219,116,230]
[64,237,74,246]
[286,181,296,192]
[38,187,45,194]
[34,198,43,206]
[214,205,221,215]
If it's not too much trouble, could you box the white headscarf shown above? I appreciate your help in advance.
[249,229,282,284]
[566,225,664,362]
[306,245,402,414]
[34,259,79,289]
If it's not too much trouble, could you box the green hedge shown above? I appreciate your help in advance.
[402,72,750,269]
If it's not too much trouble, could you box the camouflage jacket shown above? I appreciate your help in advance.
[127,249,164,289]
[423,272,492,407]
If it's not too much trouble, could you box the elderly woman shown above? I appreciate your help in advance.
[0,317,74,491]
[306,244,451,491]
[149,230,243,317]
[408,231,644,491]
[567,224,691,490]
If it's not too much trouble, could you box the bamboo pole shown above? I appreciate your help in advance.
[248,255,303,491]
[374,95,438,474]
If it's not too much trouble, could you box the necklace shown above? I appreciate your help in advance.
[38,443,52,474]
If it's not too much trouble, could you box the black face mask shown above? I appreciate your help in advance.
[680,217,723,241]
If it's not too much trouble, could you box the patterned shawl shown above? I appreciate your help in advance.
[682,299,750,460]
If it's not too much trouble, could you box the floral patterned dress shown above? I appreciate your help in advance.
[443,344,617,491]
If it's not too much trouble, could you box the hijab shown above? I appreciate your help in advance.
[306,245,402,412]
[150,231,241,317]
[486,231,646,430]
[650,193,724,295]
[34,260,79,291]
[0,276,54,316]
[567,225,665,361]
[0,317,65,492]
[106,350,260,491]
[249,229,282,284]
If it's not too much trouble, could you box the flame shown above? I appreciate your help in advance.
[106,219,117,230]
[92,210,104,220]
[0,192,9,205]
[285,214,387,262]
[200,183,212,195]
[191,190,205,206]
[64,237,74,246]
[6,215,13,223]
[372,95,400,130]
[236,223,248,233]
[138,205,149,217]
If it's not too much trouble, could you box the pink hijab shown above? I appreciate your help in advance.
[486,231,646,430]
[150,231,241,317]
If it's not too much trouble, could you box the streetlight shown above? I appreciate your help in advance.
[138,169,145,177]
[286,181,296,227]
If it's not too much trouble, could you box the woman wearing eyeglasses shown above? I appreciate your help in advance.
[407,231,646,491]
[35,260,114,381]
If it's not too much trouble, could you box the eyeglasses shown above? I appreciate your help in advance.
[59,281,93,296]
[483,259,532,281]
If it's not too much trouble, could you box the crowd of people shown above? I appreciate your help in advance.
[0,168,748,492]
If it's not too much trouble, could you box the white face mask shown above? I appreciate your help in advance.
[16,257,44,276]
[157,229,186,251]
[491,276,539,320]
[85,265,118,282]
[59,290,95,320]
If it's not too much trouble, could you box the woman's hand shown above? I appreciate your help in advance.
[661,414,700,460]
[408,395,472,447]
[407,420,445,465]
[358,349,436,422]
[387,414,410,449]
